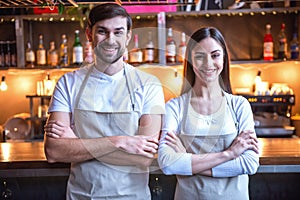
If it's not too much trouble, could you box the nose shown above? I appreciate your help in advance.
[203,54,214,67]
[106,32,116,44]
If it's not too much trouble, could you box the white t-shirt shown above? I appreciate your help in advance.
[48,63,165,124]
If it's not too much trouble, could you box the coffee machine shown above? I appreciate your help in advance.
[243,94,295,137]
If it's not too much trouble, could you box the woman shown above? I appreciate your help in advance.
[158,27,259,200]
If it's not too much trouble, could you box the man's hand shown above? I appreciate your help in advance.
[44,120,77,138]
[109,135,159,158]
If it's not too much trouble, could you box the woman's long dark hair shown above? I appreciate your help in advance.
[181,27,232,94]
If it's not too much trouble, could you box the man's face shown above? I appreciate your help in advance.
[87,16,131,64]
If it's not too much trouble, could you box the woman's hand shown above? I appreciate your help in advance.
[165,131,186,153]
[44,120,77,139]
[226,130,259,159]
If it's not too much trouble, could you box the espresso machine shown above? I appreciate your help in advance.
[243,94,295,137]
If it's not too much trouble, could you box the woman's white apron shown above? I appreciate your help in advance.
[175,91,249,200]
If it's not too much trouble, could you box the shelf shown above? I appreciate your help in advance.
[0,0,299,14]
[26,95,51,98]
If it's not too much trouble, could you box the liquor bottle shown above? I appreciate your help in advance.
[129,34,143,65]
[4,41,11,67]
[263,24,274,61]
[278,23,287,60]
[0,41,5,67]
[123,47,129,62]
[10,41,16,67]
[60,34,69,67]
[290,33,299,60]
[144,31,155,63]
[166,28,176,63]
[25,41,35,68]
[36,34,46,66]
[47,41,58,67]
[72,30,83,66]
[177,32,187,63]
[84,40,93,63]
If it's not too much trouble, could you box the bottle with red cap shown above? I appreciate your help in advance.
[263,24,274,61]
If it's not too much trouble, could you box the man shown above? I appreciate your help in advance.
[44,3,165,200]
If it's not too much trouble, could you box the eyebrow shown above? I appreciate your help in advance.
[95,26,125,31]
[195,49,221,54]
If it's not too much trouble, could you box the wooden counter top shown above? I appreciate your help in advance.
[0,137,300,177]
[259,137,300,165]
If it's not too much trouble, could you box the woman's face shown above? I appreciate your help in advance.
[191,37,224,84]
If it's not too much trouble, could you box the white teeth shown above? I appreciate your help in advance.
[202,69,216,73]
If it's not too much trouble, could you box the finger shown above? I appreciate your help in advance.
[142,151,156,158]
[165,141,176,149]
[145,141,158,150]
[165,135,176,144]
[144,147,157,154]
[147,137,159,144]
[167,131,178,139]
[249,144,259,154]
[46,132,60,138]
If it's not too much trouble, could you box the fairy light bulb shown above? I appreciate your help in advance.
[0,75,8,91]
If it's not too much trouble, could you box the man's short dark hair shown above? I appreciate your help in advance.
[87,3,132,31]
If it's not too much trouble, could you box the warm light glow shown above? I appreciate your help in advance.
[0,76,8,91]
[258,139,264,156]
[1,142,11,161]
[239,73,253,88]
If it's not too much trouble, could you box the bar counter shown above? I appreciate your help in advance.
[0,137,300,177]
[1,138,300,200]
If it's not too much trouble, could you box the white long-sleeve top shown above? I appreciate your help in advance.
[158,91,259,177]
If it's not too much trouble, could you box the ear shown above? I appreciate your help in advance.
[85,27,92,42]
[125,30,132,46]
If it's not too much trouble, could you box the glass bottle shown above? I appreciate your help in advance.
[129,34,143,65]
[166,28,176,63]
[10,41,16,67]
[47,41,58,67]
[123,47,129,62]
[290,33,299,60]
[84,40,93,64]
[254,70,262,95]
[4,41,11,67]
[72,30,83,66]
[60,34,69,67]
[144,31,155,63]
[263,24,274,61]
[25,41,35,68]
[36,34,46,66]
[278,23,287,60]
[0,41,5,68]
[177,32,187,63]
